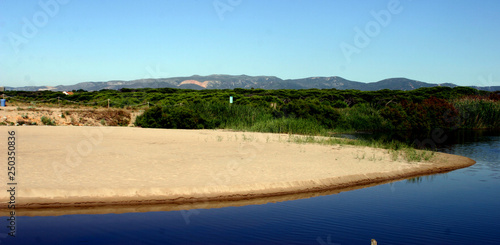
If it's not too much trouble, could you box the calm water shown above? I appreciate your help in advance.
[2,130,500,245]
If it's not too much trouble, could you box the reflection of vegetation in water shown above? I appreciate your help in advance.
[350,129,500,152]
[406,174,446,184]
[407,177,424,184]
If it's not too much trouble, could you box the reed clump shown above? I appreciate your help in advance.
[453,97,500,129]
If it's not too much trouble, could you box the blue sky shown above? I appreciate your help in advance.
[1,0,499,87]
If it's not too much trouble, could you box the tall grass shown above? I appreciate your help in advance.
[453,98,500,129]
[335,103,392,132]
[193,102,274,129]
[249,117,327,135]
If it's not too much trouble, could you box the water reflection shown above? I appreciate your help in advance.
[346,129,500,176]
[406,174,445,184]
[5,176,415,217]
[344,129,500,149]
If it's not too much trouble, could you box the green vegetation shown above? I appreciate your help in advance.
[453,96,500,129]
[250,117,327,135]
[3,86,492,110]
[41,116,56,126]
[4,87,499,152]
[132,87,498,134]
[336,103,389,131]
[280,134,435,162]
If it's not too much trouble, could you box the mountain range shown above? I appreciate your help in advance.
[5,75,499,92]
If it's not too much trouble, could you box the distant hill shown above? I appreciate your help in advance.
[5,75,500,92]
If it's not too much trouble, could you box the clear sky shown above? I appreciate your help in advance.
[1,0,499,87]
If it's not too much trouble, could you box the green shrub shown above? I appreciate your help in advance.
[380,103,411,131]
[332,100,349,108]
[41,116,56,126]
[135,105,206,129]
[337,103,391,131]
[280,100,340,128]
[380,97,459,131]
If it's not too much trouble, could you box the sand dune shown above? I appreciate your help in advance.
[0,126,474,216]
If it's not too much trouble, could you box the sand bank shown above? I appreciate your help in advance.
[0,126,474,215]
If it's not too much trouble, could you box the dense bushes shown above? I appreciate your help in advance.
[380,97,459,131]
[135,103,274,130]
[136,95,499,134]
[6,86,489,109]
[280,100,340,128]
[135,102,331,134]
[337,103,391,131]
[135,105,207,129]
[7,86,499,133]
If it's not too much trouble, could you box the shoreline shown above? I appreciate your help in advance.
[9,173,448,217]
[0,126,475,216]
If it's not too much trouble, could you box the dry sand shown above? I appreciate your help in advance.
[0,126,475,216]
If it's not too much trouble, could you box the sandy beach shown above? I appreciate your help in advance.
[0,126,475,215]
